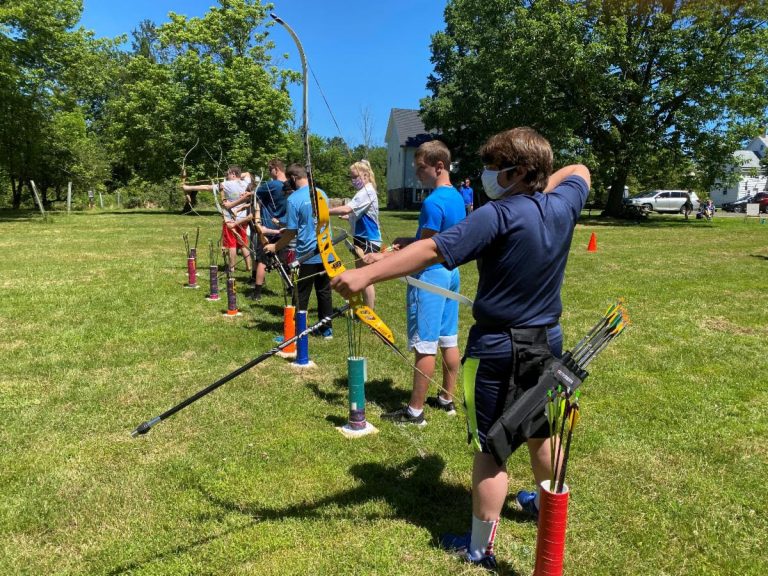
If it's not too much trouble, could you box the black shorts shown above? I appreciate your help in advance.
[353,237,381,255]
[464,325,561,456]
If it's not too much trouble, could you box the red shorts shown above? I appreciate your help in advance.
[222,222,248,249]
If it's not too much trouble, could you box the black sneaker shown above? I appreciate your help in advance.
[426,396,457,416]
[381,406,426,426]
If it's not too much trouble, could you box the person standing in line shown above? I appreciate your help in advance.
[364,140,465,426]
[330,127,590,568]
[328,159,383,308]
[182,166,253,273]
[251,159,289,299]
[264,164,334,339]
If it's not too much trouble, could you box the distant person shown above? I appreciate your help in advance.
[88,189,94,209]
[683,191,694,220]
[459,178,474,214]
[328,159,382,308]
[183,166,253,273]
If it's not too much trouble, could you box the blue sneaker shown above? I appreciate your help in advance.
[440,531,470,554]
[320,328,333,340]
[440,532,497,570]
[516,490,538,519]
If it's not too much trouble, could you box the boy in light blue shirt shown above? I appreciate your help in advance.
[264,164,333,338]
[366,140,465,425]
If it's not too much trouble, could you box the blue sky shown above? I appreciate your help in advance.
[79,1,448,146]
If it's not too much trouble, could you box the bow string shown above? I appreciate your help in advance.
[270,13,394,345]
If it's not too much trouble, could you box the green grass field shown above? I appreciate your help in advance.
[1,208,766,576]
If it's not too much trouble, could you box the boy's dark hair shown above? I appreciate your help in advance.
[415,140,451,169]
[268,159,285,172]
[285,163,307,180]
[479,127,553,192]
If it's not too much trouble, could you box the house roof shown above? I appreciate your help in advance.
[389,108,439,147]
[733,150,761,169]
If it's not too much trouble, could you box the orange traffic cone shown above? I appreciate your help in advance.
[587,232,597,252]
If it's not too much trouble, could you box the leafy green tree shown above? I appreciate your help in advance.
[0,0,120,208]
[422,0,768,215]
[103,0,295,196]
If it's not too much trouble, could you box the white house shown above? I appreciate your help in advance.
[384,108,439,209]
[710,135,768,206]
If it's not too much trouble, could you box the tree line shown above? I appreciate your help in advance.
[422,0,768,215]
[0,0,386,211]
[2,1,767,216]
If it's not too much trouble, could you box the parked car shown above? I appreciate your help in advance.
[724,192,768,213]
[623,190,700,213]
[721,194,754,212]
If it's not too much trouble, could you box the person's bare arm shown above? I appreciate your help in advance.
[331,238,443,298]
[544,164,591,192]
[265,229,296,254]
[328,205,353,216]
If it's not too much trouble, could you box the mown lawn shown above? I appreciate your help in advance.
[0,208,766,576]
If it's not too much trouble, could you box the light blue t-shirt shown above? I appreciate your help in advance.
[286,184,329,265]
[417,185,466,270]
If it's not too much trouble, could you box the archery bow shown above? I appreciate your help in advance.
[270,13,393,345]
[181,138,200,212]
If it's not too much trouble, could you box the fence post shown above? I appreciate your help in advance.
[67,182,72,213]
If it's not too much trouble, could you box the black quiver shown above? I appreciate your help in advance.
[486,348,588,466]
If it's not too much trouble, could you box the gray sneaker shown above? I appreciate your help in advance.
[381,406,426,426]
[426,396,457,416]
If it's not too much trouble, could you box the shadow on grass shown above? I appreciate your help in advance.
[195,455,519,575]
[107,457,524,575]
[577,214,715,228]
[327,376,411,410]
[750,253,768,261]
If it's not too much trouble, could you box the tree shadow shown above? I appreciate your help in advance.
[330,376,410,409]
[106,455,533,574]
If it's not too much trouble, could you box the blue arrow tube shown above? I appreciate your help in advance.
[295,311,310,365]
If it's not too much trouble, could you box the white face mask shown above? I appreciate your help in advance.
[481,166,517,199]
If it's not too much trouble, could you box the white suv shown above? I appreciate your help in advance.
[624,190,700,213]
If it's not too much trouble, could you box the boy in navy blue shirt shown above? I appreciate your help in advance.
[251,159,288,299]
[331,127,590,568]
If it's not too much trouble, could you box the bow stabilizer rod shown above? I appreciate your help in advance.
[131,305,350,437]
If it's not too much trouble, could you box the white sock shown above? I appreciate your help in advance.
[407,405,423,417]
[534,488,540,510]
[437,395,452,405]
[469,515,499,559]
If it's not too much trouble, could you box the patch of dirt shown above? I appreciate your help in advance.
[700,316,762,336]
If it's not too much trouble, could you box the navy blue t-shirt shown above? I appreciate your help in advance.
[433,175,588,357]
[256,180,287,226]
